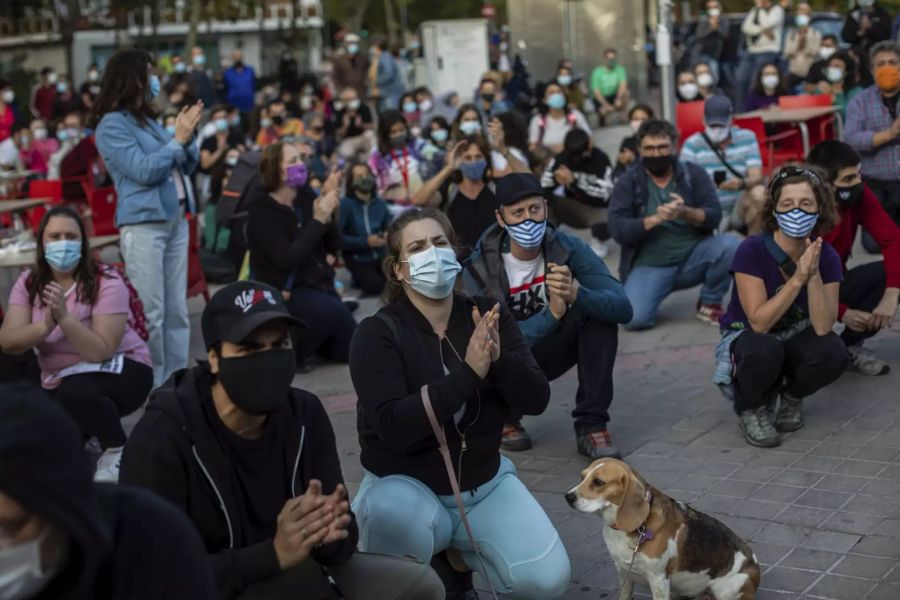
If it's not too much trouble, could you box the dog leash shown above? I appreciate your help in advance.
[623,490,655,581]
[421,384,499,600]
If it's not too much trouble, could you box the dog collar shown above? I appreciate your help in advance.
[611,489,654,539]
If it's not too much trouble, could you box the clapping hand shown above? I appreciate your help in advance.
[307,481,352,547]
[554,165,575,186]
[42,282,68,324]
[472,303,501,363]
[175,101,204,144]
[794,237,822,285]
[464,304,498,378]
[547,263,579,305]
[488,118,506,152]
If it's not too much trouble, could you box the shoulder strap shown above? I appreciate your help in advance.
[375,311,401,346]
[762,233,797,277]
[701,132,744,181]
[420,384,499,600]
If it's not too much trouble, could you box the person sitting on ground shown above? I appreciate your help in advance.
[694,61,724,99]
[609,119,740,330]
[369,110,437,210]
[815,51,863,119]
[425,115,451,160]
[120,281,444,600]
[490,111,532,176]
[783,3,822,88]
[399,91,422,136]
[331,86,375,161]
[473,76,511,122]
[463,172,632,459]
[541,129,615,257]
[349,208,570,599]
[556,63,586,111]
[528,82,592,161]
[200,105,235,174]
[808,140,900,375]
[340,162,393,296]
[255,99,304,147]
[591,48,630,125]
[676,70,701,102]
[246,142,356,367]
[0,383,219,600]
[679,95,766,234]
[612,135,639,181]
[714,166,848,448]
[449,103,485,142]
[0,206,153,483]
[627,104,654,135]
[745,62,789,111]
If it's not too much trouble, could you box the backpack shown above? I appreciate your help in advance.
[536,111,578,146]
[103,265,149,342]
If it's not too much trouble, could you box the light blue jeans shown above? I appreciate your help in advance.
[120,218,190,386]
[351,456,571,599]
[624,233,740,331]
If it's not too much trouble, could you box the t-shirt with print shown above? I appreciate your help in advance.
[719,234,844,332]
[503,252,547,320]
[8,269,153,389]
[633,180,705,268]
[679,127,762,210]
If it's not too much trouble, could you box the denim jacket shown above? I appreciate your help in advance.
[96,111,199,227]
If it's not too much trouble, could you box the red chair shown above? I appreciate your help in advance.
[187,215,210,303]
[777,95,837,148]
[86,187,118,236]
[733,116,803,176]
[675,101,706,144]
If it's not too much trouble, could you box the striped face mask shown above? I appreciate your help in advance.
[505,218,547,249]
[774,208,818,239]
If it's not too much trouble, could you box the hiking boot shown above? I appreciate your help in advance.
[696,301,725,326]
[501,422,532,452]
[94,447,123,483]
[738,407,780,448]
[775,391,804,432]
[577,429,622,460]
[430,551,477,599]
[847,344,890,376]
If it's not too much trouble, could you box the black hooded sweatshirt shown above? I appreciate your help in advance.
[0,382,217,600]
[119,365,358,600]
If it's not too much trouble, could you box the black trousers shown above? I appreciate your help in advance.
[861,177,900,253]
[345,254,386,296]
[523,307,619,434]
[839,261,887,347]
[53,358,153,448]
[287,287,357,363]
[730,328,848,413]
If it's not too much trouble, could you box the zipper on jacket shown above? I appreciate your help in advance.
[192,446,235,548]
[363,203,378,261]
[439,334,483,489]
[291,426,306,497]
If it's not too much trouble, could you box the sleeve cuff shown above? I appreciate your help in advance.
[237,540,282,585]
[837,303,848,320]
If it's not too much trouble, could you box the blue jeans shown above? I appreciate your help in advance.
[624,233,740,331]
[120,217,190,386]
[734,51,780,111]
[352,456,571,599]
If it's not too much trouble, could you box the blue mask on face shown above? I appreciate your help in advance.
[774,208,819,239]
[460,159,487,181]
[505,218,547,249]
[547,93,567,109]
[148,74,161,100]
[402,101,418,114]
[430,128,448,143]
[215,118,229,132]
[44,240,82,272]
[402,246,461,299]
[56,130,69,142]
[165,124,177,136]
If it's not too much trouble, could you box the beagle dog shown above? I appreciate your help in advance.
[566,459,760,600]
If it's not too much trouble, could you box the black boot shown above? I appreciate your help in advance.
[430,551,478,599]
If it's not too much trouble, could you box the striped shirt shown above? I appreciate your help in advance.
[679,127,762,208]
[845,85,900,182]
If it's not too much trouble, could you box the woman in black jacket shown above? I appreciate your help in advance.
[246,141,356,363]
[348,209,571,599]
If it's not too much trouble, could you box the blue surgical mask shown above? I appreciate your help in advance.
[431,128,449,143]
[214,118,229,132]
[148,74,161,100]
[557,74,573,87]
[44,240,82,272]
[174,62,187,73]
[402,101,418,114]
[460,159,487,181]
[547,93,567,109]
[402,246,461,299]
[56,82,68,94]
[348,44,359,55]
[194,54,206,66]
[505,218,547,249]
[459,121,481,136]
[774,208,819,239]
[165,124,177,136]
[56,129,69,142]
[230,114,241,127]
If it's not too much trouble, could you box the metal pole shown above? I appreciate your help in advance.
[656,0,676,123]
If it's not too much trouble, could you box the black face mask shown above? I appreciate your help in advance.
[835,182,864,207]
[481,93,495,103]
[642,155,674,177]
[389,133,407,150]
[216,349,296,415]
[272,114,285,126]
[354,175,376,193]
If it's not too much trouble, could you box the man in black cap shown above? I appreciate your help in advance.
[119,281,443,600]
[0,381,217,600]
[679,95,766,234]
[463,173,633,459]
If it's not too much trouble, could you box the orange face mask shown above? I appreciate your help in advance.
[875,65,900,92]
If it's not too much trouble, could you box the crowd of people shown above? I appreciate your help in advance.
[1,5,900,598]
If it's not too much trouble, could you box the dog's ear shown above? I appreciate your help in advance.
[615,470,650,532]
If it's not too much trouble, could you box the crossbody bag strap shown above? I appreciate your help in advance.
[762,233,797,277]
[701,132,744,181]
[420,384,499,600]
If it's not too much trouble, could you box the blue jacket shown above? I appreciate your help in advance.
[96,111,199,227]
[222,65,256,112]
[608,159,721,282]
[376,53,406,104]
[339,194,392,262]
[462,223,632,347]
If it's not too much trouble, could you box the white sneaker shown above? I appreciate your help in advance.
[847,344,890,376]
[94,447,123,483]
[590,239,609,258]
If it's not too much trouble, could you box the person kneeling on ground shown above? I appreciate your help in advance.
[339,162,393,296]
[349,209,571,599]
[609,119,740,330]
[119,281,443,600]
[0,206,153,484]
[714,166,849,448]
[463,172,632,459]
[808,140,900,375]
[0,382,218,599]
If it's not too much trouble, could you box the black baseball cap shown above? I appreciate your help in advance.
[201,281,300,350]
[495,172,545,207]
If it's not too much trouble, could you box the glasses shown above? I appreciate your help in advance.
[640,143,672,155]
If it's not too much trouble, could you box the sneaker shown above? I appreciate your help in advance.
[501,421,533,452]
[590,238,609,258]
[847,344,890,376]
[775,391,804,432]
[576,429,623,459]
[696,301,725,326]
[94,447,123,483]
[738,407,780,448]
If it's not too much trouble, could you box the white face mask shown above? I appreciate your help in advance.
[705,123,731,144]
[826,66,845,83]
[697,73,715,88]
[708,7,721,17]
[762,74,780,90]
[0,529,55,600]
[794,14,810,27]
[630,119,644,133]
[45,73,58,85]
[0,90,13,104]
[818,47,836,60]
[32,128,47,141]
[678,82,699,100]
